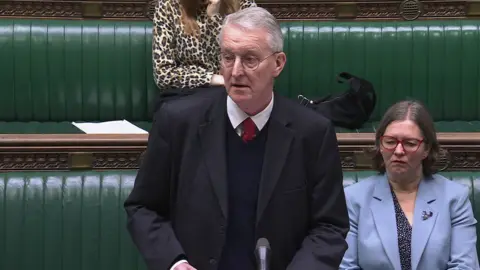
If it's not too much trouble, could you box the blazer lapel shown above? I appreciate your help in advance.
[411,177,438,270]
[256,95,293,225]
[370,175,402,270]
[198,94,228,219]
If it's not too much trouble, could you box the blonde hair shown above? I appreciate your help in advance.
[180,0,240,35]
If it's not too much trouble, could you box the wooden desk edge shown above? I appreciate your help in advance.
[336,132,480,144]
[0,132,478,171]
[0,132,479,146]
[0,134,149,146]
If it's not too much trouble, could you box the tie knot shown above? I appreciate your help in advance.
[242,117,256,142]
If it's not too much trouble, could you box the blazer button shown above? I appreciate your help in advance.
[209,258,217,265]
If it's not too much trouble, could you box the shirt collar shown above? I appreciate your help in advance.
[227,94,274,131]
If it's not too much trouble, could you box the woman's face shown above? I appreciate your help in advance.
[380,120,429,178]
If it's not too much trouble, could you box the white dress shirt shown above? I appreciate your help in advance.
[170,93,274,270]
[226,94,274,135]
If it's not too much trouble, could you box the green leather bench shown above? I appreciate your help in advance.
[0,170,478,269]
[1,19,480,133]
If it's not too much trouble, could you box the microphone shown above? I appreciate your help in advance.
[255,238,271,270]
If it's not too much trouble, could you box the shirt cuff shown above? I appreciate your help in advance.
[170,259,188,270]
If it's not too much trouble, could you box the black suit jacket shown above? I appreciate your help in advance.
[124,89,349,270]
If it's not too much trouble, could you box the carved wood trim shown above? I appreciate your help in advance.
[0,0,478,21]
[0,133,480,171]
[0,134,146,171]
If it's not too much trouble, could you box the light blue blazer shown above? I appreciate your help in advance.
[340,173,479,270]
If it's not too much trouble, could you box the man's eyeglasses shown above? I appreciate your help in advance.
[219,52,278,71]
[379,135,424,153]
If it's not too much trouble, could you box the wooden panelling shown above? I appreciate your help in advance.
[0,133,479,171]
[0,0,478,21]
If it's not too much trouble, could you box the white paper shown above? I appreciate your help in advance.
[72,120,148,134]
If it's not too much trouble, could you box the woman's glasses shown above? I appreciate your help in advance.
[380,135,424,153]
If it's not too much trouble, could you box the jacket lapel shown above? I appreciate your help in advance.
[370,175,402,270]
[198,93,228,219]
[411,177,438,270]
[256,95,293,225]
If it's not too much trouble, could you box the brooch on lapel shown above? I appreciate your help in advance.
[422,210,433,220]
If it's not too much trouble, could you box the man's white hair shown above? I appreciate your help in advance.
[218,7,283,52]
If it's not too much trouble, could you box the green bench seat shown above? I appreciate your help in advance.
[1,19,480,133]
[0,170,479,269]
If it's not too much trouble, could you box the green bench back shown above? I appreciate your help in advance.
[1,19,480,123]
[1,170,479,269]
[279,21,480,122]
[0,20,157,122]
[0,171,146,270]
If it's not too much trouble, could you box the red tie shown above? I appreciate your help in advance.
[241,117,256,142]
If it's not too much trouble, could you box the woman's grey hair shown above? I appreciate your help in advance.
[218,6,284,52]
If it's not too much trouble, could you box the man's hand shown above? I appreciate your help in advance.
[173,262,197,270]
[210,74,224,86]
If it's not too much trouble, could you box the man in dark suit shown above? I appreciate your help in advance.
[124,6,349,270]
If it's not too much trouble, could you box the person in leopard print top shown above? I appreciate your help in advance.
[152,0,256,90]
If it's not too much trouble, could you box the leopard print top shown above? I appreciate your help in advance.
[152,0,257,90]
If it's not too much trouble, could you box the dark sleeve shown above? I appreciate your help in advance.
[124,106,185,270]
[287,120,350,269]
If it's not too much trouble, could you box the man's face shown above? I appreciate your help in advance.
[220,24,286,109]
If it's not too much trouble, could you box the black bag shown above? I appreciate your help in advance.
[298,72,376,130]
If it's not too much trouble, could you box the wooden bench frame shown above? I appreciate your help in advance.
[1,133,479,172]
[1,0,479,22]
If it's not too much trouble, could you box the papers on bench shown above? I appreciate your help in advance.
[72,120,148,134]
